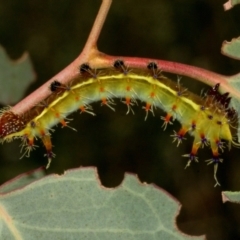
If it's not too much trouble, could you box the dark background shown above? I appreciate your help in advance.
[0,0,240,239]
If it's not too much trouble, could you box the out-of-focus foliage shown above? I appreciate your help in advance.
[222,37,240,60]
[222,191,240,203]
[0,45,35,104]
[0,168,204,240]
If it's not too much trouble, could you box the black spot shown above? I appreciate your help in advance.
[191,123,196,130]
[80,63,91,74]
[147,62,158,70]
[113,60,125,69]
[113,60,129,75]
[208,83,220,96]
[226,108,237,120]
[30,121,36,128]
[50,81,61,92]
[208,115,213,120]
[223,97,231,109]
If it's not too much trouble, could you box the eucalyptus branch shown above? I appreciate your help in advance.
[11,0,240,116]
[12,0,112,115]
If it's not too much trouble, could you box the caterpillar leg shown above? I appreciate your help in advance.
[41,134,55,169]
[206,139,223,187]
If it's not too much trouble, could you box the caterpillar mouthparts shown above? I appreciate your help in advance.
[0,60,238,186]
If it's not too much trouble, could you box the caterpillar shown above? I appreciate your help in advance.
[0,60,237,186]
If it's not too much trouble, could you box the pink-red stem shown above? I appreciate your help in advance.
[11,0,239,115]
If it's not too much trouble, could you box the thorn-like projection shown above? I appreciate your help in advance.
[147,62,163,79]
[79,104,96,116]
[79,63,98,78]
[176,76,188,97]
[215,139,225,152]
[205,156,223,187]
[37,100,50,109]
[113,60,129,75]
[101,97,116,111]
[60,118,77,132]
[198,134,209,148]
[207,83,220,97]
[122,97,137,115]
[161,113,173,130]
[54,110,77,131]
[20,136,38,159]
[226,107,237,120]
[183,153,199,168]
[171,130,186,147]
[143,103,155,121]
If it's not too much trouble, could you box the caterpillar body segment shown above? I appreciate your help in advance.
[0,61,237,186]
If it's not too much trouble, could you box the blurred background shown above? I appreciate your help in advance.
[0,0,240,239]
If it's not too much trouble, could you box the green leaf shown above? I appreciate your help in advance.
[0,45,35,105]
[0,168,204,240]
[222,191,240,203]
[221,37,240,143]
[0,168,45,194]
[221,37,240,60]
[223,74,240,142]
[223,0,240,10]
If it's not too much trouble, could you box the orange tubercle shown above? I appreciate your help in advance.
[99,86,104,92]
[150,91,155,98]
[101,97,107,105]
[161,113,173,130]
[125,97,131,105]
[178,126,188,137]
[126,85,131,91]
[171,104,177,111]
[144,102,151,112]
[28,137,34,147]
[60,119,67,127]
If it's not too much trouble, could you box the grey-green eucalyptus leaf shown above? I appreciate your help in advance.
[0,167,204,240]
